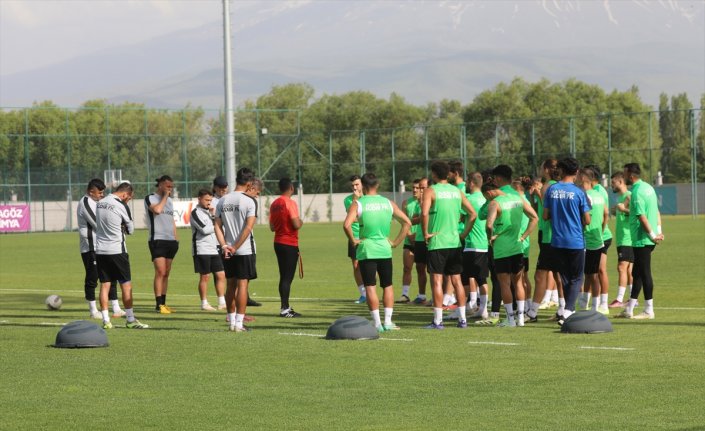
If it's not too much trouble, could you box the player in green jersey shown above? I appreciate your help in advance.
[343,173,411,332]
[582,165,612,312]
[397,179,422,303]
[617,163,664,320]
[577,169,609,314]
[411,178,430,304]
[609,172,633,307]
[484,177,538,327]
[421,161,476,329]
[343,175,366,304]
[442,160,468,308]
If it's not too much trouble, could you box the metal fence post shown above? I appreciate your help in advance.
[24,108,31,230]
[359,131,366,174]
[66,108,72,230]
[328,132,333,222]
[531,121,536,174]
[690,109,698,218]
[391,129,397,202]
[648,111,653,181]
[607,114,613,178]
[181,110,189,195]
[424,126,429,177]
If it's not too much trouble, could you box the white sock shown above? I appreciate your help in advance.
[218,296,226,306]
[358,285,366,297]
[616,286,626,302]
[88,300,98,313]
[442,294,452,306]
[490,311,500,318]
[586,292,592,305]
[563,309,573,319]
[627,284,633,297]
[504,304,515,323]
[450,294,457,305]
[591,297,599,310]
[469,291,478,308]
[201,299,209,307]
[645,299,654,314]
[101,309,110,323]
[228,312,236,325]
[558,298,566,314]
[401,285,410,297]
[458,306,467,322]
[235,313,245,329]
[479,294,488,312]
[528,302,540,318]
[517,300,525,315]
[626,298,637,314]
[111,299,121,313]
[384,307,393,326]
[600,294,608,308]
[371,309,381,327]
[125,308,135,323]
[433,307,443,325]
[551,289,559,302]
[542,290,552,303]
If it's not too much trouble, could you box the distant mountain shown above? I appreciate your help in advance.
[1,1,702,109]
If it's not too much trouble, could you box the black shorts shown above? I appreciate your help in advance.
[413,241,428,265]
[427,248,463,275]
[494,254,523,274]
[96,253,131,283]
[193,254,225,274]
[403,244,414,252]
[223,254,257,280]
[358,258,393,288]
[536,242,559,272]
[523,257,530,272]
[347,240,357,260]
[584,249,602,275]
[149,240,179,260]
[617,246,634,263]
[461,251,489,285]
[602,238,612,255]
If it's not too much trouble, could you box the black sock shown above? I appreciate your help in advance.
[161,294,167,305]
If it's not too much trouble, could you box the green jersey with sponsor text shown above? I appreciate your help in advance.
[594,184,612,241]
[427,183,462,251]
[585,189,605,250]
[629,180,659,247]
[356,195,393,260]
[464,191,488,251]
[404,197,419,246]
[615,191,632,247]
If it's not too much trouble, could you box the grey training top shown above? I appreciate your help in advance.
[190,206,218,256]
[77,195,98,253]
[144,193,176,241]
[95,194,134,255]
[216,191,257,256]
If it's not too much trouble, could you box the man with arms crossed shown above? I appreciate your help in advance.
[616,163,663,319]
[215,168,258,332]
[344,175,366,304]
[145,175,179,314]
[609,172,633,307]
[411,177,430,304]
[421,161,476,329]
[543,158,591,325]
[77,178,123,319]
[270,177,304,318]
[190,189,226,311]
[95,182,148,329]
[344,173,411,332]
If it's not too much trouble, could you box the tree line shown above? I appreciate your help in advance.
[1,78,703,201]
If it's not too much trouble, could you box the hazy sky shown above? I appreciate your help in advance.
[0,0,224,76]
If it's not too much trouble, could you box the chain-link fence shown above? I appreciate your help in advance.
[1,106,702,231]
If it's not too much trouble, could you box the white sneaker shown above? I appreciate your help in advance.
[632,311,655,320]
[446,308,461,321]
[470,308,489,320]
[517,315,525,327]
[614,310,633,319]
[90,310,102,319]
[538,300,550,310]
[217,304,227,310]
[201,304,217,312]
[112,310,126,318]
[597,307,609,316]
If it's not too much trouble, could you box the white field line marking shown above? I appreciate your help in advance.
[379,337,414,342]
[0,320,9,324]
[278,332,323,337]
[579,346,635,351]
[468,341,521,346]
[39,322,66,326]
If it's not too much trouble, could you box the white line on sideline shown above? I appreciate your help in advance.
[579,346,635,351]
[468,341,521,346]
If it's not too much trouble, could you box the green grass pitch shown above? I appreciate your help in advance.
[1,216,704,430]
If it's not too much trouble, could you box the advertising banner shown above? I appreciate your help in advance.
[172,200,197,228]
[0,204,31,232]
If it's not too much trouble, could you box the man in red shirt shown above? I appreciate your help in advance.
[269,177,304,317]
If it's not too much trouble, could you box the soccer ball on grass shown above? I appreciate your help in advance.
[45,294,63,310]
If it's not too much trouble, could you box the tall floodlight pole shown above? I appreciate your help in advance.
[222,0,236,186]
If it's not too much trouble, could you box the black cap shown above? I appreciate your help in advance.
[213,176,228,187]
